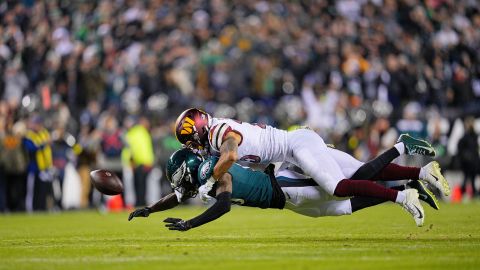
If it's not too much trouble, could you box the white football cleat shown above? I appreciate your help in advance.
[421,161,451,196]
[401,189,425,227]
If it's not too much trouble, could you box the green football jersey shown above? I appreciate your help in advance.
[197,157,273,208]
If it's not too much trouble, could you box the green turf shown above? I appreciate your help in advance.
[1,202,480,270]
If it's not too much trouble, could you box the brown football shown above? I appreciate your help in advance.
[90,169,123,195]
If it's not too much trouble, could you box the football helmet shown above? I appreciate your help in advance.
[175,108,212,149]
[166,148,204,199]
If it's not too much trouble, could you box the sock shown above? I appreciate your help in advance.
[350,197,388,212]
[334,179,399,203]
[351,148,401,180]
[419,166,427,179]
[372,163,421,181]
[395,190,406,204]
[394,142,405,155]
[350,184,407,212]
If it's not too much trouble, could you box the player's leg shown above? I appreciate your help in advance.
[324,147,365,179]
[277,165,439,211]
[326,145,416,180]
[287,129,346,195]
[370,161,450,196]
[350,181,439,212]
[288,129,403,200]
[326,142,421,182]
[282,185,352,217]
[289,137,427,183]
[278,166,430,224]
[288,129,403,198]
[287,129,425,225]
[327,140,450,196]
[350,146,403,180]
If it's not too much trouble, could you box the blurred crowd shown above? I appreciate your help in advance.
[1,0,480,212]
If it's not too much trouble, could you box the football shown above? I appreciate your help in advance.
[90,169,123,195]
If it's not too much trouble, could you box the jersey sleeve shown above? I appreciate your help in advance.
[208,123,234,152]
[197,156,219,185]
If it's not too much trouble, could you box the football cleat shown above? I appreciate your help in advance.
[401,189,425,227]
[421,161,451,196]
[406,180,439,210]
[397,134,436,157]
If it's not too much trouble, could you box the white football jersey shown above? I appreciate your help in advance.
[208,118,288,164]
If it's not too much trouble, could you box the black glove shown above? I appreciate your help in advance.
[128,207,151,221]
[163,217,192,231]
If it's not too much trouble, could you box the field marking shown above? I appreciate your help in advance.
[4,254,480,265]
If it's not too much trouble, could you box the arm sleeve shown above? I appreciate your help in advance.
[187,191,232,228]
[149,193,180,212]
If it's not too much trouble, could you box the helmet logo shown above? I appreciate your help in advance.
[171,161,187,187]
[180,117,196,135]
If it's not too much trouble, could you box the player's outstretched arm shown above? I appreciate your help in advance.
[164,174,233,231]
[128,193,179,221]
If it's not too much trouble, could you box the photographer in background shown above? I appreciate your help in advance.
[457,117,480,198]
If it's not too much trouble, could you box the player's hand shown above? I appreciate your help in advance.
[198,177,215,203]
[198,184,214,203]
[163,218,192,231]
[128,207,151,221]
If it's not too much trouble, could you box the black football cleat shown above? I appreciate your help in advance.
[407,180,440,210]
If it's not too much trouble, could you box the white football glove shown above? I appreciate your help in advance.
[198,176,216,203]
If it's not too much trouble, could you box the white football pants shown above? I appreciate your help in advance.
[285,129,365,195]
[277,169,352,217]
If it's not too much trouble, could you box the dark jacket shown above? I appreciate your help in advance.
[457,130,480,169]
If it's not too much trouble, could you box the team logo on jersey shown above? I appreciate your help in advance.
[200,160,212,180]
[180,117,195,135]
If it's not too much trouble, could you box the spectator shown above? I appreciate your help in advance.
[23,115,54,211]
[50,125,77,208]
[77,124,99,209]
[124,116,154,207]
[0,0,479,211]
[457,117,480,198]
[98,114,124,181]
[0,120,27,212]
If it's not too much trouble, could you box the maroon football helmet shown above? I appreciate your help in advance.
[175,108,212,149]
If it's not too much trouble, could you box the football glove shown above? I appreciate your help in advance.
[198,176,215,203]
[164,217,192,231]
[128,207,151,221]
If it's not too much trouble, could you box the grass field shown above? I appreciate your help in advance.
[1,202,480,270]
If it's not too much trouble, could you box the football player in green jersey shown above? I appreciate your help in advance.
[128,148,445,230]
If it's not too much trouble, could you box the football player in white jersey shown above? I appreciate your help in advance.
[174,108,450,226]
[128,149,442,230]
